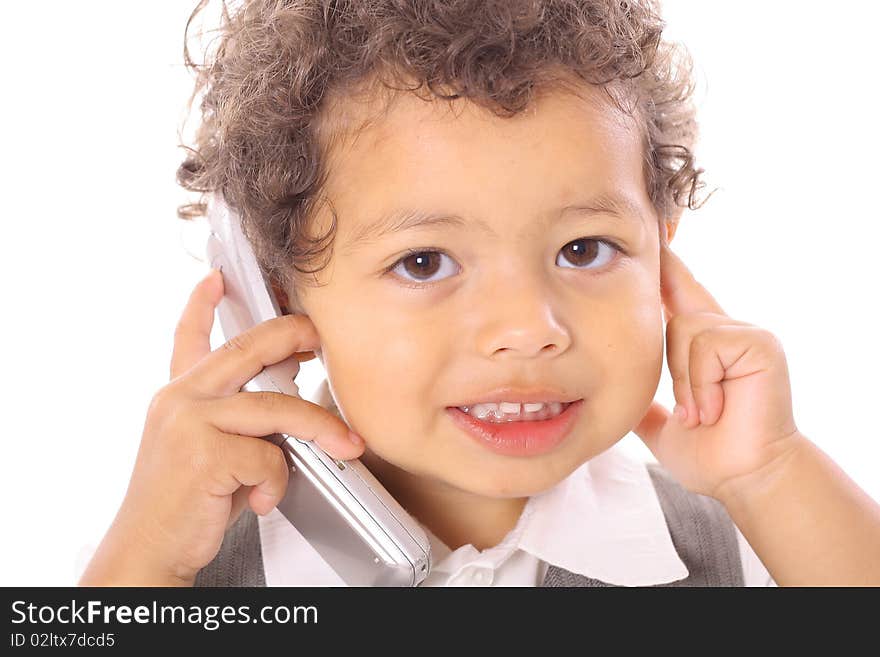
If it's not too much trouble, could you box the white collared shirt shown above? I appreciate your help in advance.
[258,437,776,587]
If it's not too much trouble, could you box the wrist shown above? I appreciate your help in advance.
[713,430,810,511]
[79,514,195,587]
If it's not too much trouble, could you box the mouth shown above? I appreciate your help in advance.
[446,399,585,457]
[451,400,574,423]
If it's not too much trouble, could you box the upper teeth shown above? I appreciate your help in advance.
[457,401,566,421]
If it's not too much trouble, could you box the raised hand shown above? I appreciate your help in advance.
[633,241,802,501]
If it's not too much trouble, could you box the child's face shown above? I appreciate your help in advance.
[291,84,666,498]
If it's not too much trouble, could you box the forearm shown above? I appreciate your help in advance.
[719,433,880,586]
[78,517,194,587]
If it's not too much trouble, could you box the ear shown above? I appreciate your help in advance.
[270,279,292,315]
[664,219,678,243]
[662,205,683,244]
[269,278,322,364]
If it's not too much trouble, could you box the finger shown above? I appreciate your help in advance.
[206,432,291,516]
[666,312,752,429]
[170,268,224,381]
[184,313,321,398]
[660,240,726,321]
[688,325,766,426]
[199,390,365,461]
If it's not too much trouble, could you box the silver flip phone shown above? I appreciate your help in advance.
[204,193,431,586]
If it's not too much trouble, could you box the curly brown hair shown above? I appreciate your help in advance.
[176,0,714,301]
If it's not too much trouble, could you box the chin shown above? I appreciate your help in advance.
[449,460,571,498]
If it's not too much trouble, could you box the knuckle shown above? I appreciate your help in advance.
[147,386,183,427]
[671,379,690,396]
[266,444,288,474]
[258,392,328,436]
[147,388,170,418]
[279,313,318,343]
[696,310,726,323]
[665,313,685,339]
[154,385,208,434]
[192,432,223,475]
[285,400,333,446]
[690,327,714,353]
[281,312,310,330]
[222,331,255,355]
[759,328,786,357]
[266,451,290,497]
[666,343,688,380]
[254,391,284,414]
[188,444,217,479]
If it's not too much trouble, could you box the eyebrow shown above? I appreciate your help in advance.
[341,192,647,252]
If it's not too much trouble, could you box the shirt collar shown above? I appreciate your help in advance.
[315,379,688,586]
[517,440,689,585]
[417,440,688,586]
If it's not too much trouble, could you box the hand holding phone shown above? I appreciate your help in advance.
[78,271,363,586]
[202,194,431,586]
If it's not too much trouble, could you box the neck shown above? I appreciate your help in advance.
[359,446,529,552]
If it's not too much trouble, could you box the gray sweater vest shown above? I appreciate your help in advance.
[194,462,744,587]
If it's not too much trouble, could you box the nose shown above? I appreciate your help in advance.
[473,266,572,360]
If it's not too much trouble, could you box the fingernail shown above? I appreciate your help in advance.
[673,404,687,422]
[348,430,364,446]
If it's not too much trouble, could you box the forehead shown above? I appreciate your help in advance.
[316,83,648,246]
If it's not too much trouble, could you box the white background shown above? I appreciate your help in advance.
[1,1,877,585]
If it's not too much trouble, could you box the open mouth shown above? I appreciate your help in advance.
[453,401,574,423]
[446,399,585,457]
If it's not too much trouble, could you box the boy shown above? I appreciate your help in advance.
[80,0,880,586]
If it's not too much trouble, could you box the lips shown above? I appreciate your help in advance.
[450,387,580,407]
[447,399,585,457]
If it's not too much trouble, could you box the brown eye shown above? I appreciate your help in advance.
[556,238,618,270]
[402,252,440,278]
[391,250,459,284]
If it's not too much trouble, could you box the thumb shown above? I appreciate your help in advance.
[633,401,670,461]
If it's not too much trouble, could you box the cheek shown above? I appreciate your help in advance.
[579,286,664,428]
[318,316,443,427]
[608,303,664,386]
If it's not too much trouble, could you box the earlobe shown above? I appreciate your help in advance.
[268,277,322,364]
[664,219,678,244]
[270,279,292,315]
